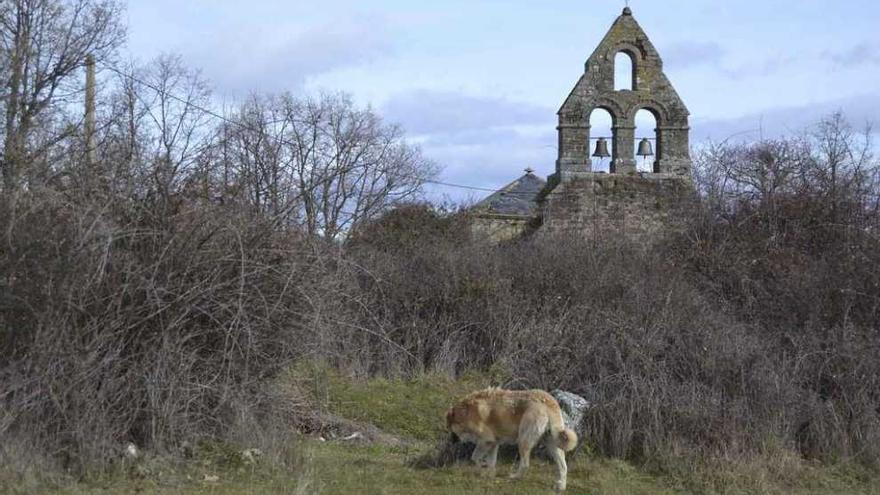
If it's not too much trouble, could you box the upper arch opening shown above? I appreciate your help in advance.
[614,51,635,91]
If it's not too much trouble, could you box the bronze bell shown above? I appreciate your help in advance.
[592,137,611,158]
[637,138,654,157]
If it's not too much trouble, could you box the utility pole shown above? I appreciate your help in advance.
[85,54,96,166]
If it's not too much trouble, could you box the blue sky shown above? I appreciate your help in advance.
[125,0,880,202]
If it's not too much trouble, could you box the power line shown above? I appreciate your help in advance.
[103,63,251,130]
[105,64,552,199]
[90,65,658,203]
[104,63,658,204]
[100,62,552,198]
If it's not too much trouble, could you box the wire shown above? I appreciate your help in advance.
[100,62,556,198]
[103,62,669,202]
[97,64,665,205]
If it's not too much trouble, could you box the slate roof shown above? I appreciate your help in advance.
[473,170,546,217]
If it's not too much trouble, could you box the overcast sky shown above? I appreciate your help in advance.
[125,0,880,202]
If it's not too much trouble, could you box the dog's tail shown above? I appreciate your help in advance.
[549,410,578,452]
[554,427,578,452]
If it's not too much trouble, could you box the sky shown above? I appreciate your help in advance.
[124,0,880,203]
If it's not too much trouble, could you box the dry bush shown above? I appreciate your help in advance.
[0,188,311,473]
[327,186,880,467]
[0,58,438,476]
[2,84,878,485]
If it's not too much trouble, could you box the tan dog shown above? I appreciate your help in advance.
[445,388,578,492]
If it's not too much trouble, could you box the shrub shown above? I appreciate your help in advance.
[0,189,309,472]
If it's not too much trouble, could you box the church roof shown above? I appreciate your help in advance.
[473,169,546,217]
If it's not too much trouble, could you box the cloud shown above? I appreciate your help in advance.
[421,127,525,147]
[720,42,880,80]
[691,93,880,142]
[390,90,879,204]
[380,90,557,202]
[191,16,394,95]
[662,41,725,70]
[660,42,796,80]
[824,42,880,69]
[421,126,558,203]
[412,93,878,202]
[382,90,554,135]
[424,93,880,204]
[719,54,799,79]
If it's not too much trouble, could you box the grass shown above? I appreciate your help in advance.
[303,441,674,495]
[4,366,880,494]
[17,442,878,495]
[299,363,494,441]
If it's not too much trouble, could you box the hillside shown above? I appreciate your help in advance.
[9,368,878,495]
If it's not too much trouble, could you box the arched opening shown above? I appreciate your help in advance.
[614,52,635,91]
[634,109,658,173]
[589,108,614,173]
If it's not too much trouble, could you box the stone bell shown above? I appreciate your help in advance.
[637,138,654,157]
[592,137,611,158]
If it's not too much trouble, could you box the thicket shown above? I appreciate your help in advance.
[1,0,879,483]
[341,196,880,466]
[333,114,880,467]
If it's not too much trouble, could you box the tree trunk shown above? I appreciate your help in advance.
[3,6,27,189]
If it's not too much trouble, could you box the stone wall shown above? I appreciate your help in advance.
[540,173,693,240]
[555,7,691,181]
[540,7,695,242]
[471,214,536,243]
[473,8,695,243]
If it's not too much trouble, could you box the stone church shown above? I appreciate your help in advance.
[473,7,693,241]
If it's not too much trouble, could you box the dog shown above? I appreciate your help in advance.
[445,387,578,492]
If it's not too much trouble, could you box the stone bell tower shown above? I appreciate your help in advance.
[541,7,694,239]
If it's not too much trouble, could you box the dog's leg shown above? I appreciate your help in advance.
[548,446,568,492]
[471,442,487,465]
[472,441,497,477]
[484,442,499,477]
[510,410,548,480]
[543,434,568,491]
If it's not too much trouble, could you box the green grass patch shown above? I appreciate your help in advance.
[0,462,308,495]
[292,362,495,441]
[15,440,878,495]
[303,440,675,495]
[7,368,880,494]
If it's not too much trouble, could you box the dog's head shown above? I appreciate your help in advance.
[445,406,456,429]
[445,406,455,441]
[445,403,473,442]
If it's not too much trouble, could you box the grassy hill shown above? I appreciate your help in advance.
[11,367,878,495]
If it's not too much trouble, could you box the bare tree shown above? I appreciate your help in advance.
[219,94,296,217]
[805,112,877,223]
[695,113,878,215]
[96,60,148,194]
[0,0,124,189]
[289,93,437,240]
[133,54,212,202]
[219,93,438,240]
[692,140,739,213]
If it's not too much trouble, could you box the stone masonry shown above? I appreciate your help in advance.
[473,8,694,241]
[553,7,690,178]
[541,173,693,239]
[540,7,694,239]
[471,169,545,242]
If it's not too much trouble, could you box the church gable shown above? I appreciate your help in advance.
[556,7,691,179]
[474,8,695,242]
